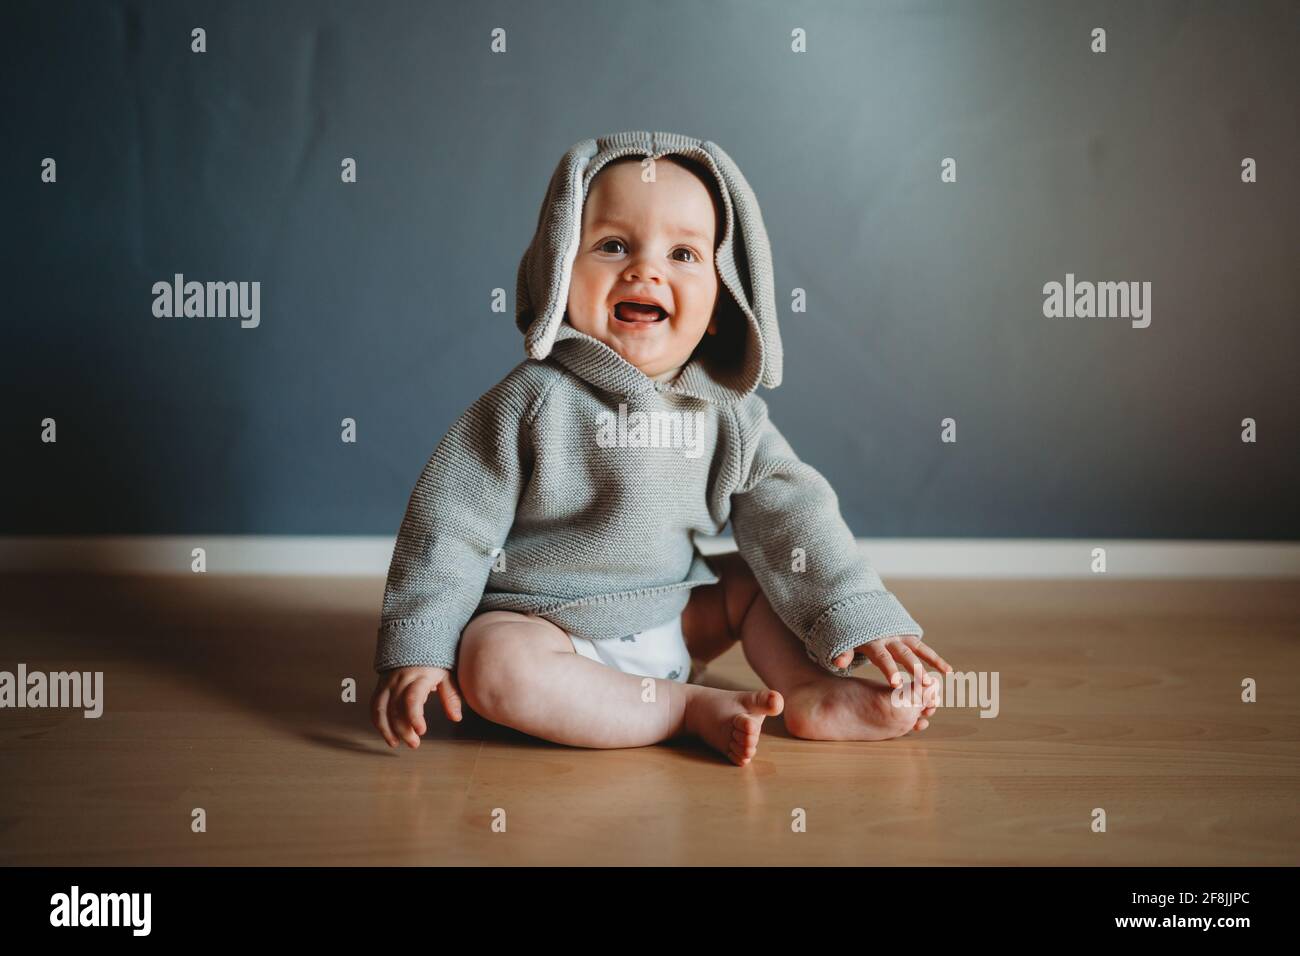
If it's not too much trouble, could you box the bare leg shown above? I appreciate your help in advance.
[688,553,937,741]
[457,610,782,765]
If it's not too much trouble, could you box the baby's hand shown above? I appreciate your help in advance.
[834,635,952,693]
[370,665,463,750]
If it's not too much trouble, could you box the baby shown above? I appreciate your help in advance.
[371,130,951,766]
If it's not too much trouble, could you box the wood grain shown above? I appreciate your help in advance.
[0,573,1296,865]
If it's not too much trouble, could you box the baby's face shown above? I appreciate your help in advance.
[566,158,721,379]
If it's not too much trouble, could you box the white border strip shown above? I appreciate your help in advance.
[1,536,1298,577]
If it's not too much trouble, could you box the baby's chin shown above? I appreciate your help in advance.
[564,316,697,377]
[604,337,683,377]
[610,341,672,373]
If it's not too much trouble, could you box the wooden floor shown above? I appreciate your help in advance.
[1,572,1297,866]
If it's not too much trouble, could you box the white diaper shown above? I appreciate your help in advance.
[567,614,700,684]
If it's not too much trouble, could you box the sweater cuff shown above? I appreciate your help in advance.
[374,619,462,673]
[804,592,924,676]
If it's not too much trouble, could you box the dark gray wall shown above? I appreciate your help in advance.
[4,0,1297,538]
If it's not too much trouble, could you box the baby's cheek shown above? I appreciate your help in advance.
[568,270,600,315]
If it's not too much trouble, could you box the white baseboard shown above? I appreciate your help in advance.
[1,536,1297,578]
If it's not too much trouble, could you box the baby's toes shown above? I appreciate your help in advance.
[749,689,783,716]
[733,713,764,743]
[729,736,758,765]
[730,715,763,763]
[913,717,930,732]
[729,738,757,765]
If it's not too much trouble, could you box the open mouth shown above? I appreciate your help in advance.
[612,301,669,324]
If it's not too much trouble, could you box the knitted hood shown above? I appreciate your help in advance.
[514,130,782,406]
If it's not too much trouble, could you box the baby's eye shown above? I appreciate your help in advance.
[672,248,698,263]
[598,238,627,254]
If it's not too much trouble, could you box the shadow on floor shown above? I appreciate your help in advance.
[0,572,773,757]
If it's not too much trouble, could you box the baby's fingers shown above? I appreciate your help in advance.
[389,678,430,749]
[888,642,932,686]
[902,636,952,674]
[437,671,464,723]
[371,684,398,748]
[863,642,903,687]
[405,679,432,739]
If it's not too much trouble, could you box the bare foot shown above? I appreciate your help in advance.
[783,674,940,741]
[683,686,784,766]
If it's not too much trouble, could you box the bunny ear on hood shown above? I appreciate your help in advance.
[514,130,782,405]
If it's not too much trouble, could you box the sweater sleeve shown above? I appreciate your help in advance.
[373,374,536,673]
[728,399,922,676]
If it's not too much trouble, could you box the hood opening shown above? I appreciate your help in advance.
[516,130,783,405]
[688,295,747,377]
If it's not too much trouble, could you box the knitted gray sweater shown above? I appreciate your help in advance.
[374,130,923,677]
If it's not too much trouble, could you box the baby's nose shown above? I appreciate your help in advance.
[623,258,664,282]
